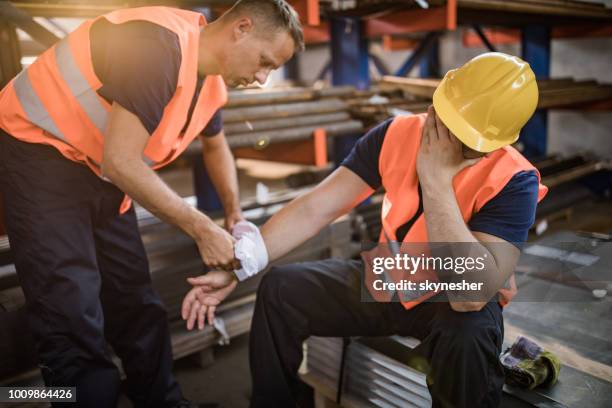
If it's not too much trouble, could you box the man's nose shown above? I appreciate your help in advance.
[255,70,270,86]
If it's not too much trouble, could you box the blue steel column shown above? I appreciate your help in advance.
[419,35,440,78]
[521,25,551,158]
[193,154,223,212]
[330,16,370,164]
[284,54,301,82]
[192,6,223,212]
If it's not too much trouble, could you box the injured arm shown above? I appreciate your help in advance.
[261,166,373,262]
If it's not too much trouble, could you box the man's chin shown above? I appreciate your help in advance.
[226,79,245,88]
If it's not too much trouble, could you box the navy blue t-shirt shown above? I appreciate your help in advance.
[90,18,223,137]
[341,118,539,246]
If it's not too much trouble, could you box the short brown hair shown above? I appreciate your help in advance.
[226,0,305,52]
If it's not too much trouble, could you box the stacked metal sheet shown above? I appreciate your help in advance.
[305,336,432,407]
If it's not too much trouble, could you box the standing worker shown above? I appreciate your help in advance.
[183,53,548,407]
[0,1,303,407]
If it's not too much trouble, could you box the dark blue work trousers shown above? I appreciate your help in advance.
[250,259,506,408]
[0,130,182,407]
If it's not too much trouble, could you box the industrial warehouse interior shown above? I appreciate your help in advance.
[0,0,611,407]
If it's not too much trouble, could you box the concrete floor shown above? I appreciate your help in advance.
[118,334,252,408]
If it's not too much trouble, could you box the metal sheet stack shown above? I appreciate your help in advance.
[304,336,432,407]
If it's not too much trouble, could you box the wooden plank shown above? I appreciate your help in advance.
[233,138,321,166]
[380,76,612,109]
[379,76,439,98]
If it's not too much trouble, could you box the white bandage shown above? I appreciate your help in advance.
[232,221,269,281]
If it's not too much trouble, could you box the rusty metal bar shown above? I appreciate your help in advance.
[226,120,364,149]
[223,98,349,123]
[224,112,350,134]
[0,2,61,47]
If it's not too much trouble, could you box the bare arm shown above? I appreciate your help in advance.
[180,166,374,330]
[417,106,520,312]
[201,131,243,230]
[262,167,374,262]
[421,183,519,312]
[102,102,236,268]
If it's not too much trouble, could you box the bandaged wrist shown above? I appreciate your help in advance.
[232,221,269,281]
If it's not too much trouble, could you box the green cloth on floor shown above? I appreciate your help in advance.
[500,336,561,390]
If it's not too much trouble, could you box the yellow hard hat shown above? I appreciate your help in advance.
[432,52,539,153]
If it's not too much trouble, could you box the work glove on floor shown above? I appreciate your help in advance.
[500,335,561,390]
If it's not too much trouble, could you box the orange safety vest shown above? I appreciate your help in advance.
[364,114,548,309]
[0,7,227,213]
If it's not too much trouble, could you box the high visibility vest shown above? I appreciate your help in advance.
[364,114,548,309]
[0,7,227,213]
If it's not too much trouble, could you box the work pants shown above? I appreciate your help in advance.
[0,130,182,407]
[249,259,505,408]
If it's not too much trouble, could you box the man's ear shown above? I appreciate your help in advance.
[232,17,254,41]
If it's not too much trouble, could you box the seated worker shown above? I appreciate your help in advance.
[181,52,548,408]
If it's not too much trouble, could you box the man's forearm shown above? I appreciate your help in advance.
[260,192,330,262]
[421,182,480,244]
[421,182,499,309]
[103,158,213,239]
[261,168,373,263]
[202,135,240,214]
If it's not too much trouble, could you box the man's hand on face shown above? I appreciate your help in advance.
[181,270,238,330]
[416,106,482,190]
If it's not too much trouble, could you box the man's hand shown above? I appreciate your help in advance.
[225,208,245,232]
[181,270,238,330]
[193,222,239,270]
[416,106,481,190]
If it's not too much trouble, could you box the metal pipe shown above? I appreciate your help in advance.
[223,99,349,123]
[224,112,351,134]
[225,120,364,149]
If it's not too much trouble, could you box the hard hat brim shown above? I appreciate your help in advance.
[432,76,519,153]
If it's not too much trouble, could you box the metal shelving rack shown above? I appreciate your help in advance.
[297,0,612,159]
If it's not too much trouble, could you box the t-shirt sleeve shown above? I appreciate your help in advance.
[340,118,393,189]
[92,19,181,135]
[468,170,540,247]
[202,109,223,137]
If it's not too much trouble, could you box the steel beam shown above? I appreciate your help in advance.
[330,16,369,90]
[521,25,551,158]
[394,32,440,77]
[284,54,301,82]
[0,19,22,87]
[330,16,369,166]
[419,34,440,78]
[0,2,60,48]
[192,152,223,213]
[472,24,497,52]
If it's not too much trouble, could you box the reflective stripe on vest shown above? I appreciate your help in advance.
[55,39,108,135]
[1,7,227,215]
[14,39,158,170]
[13,69,67,143]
